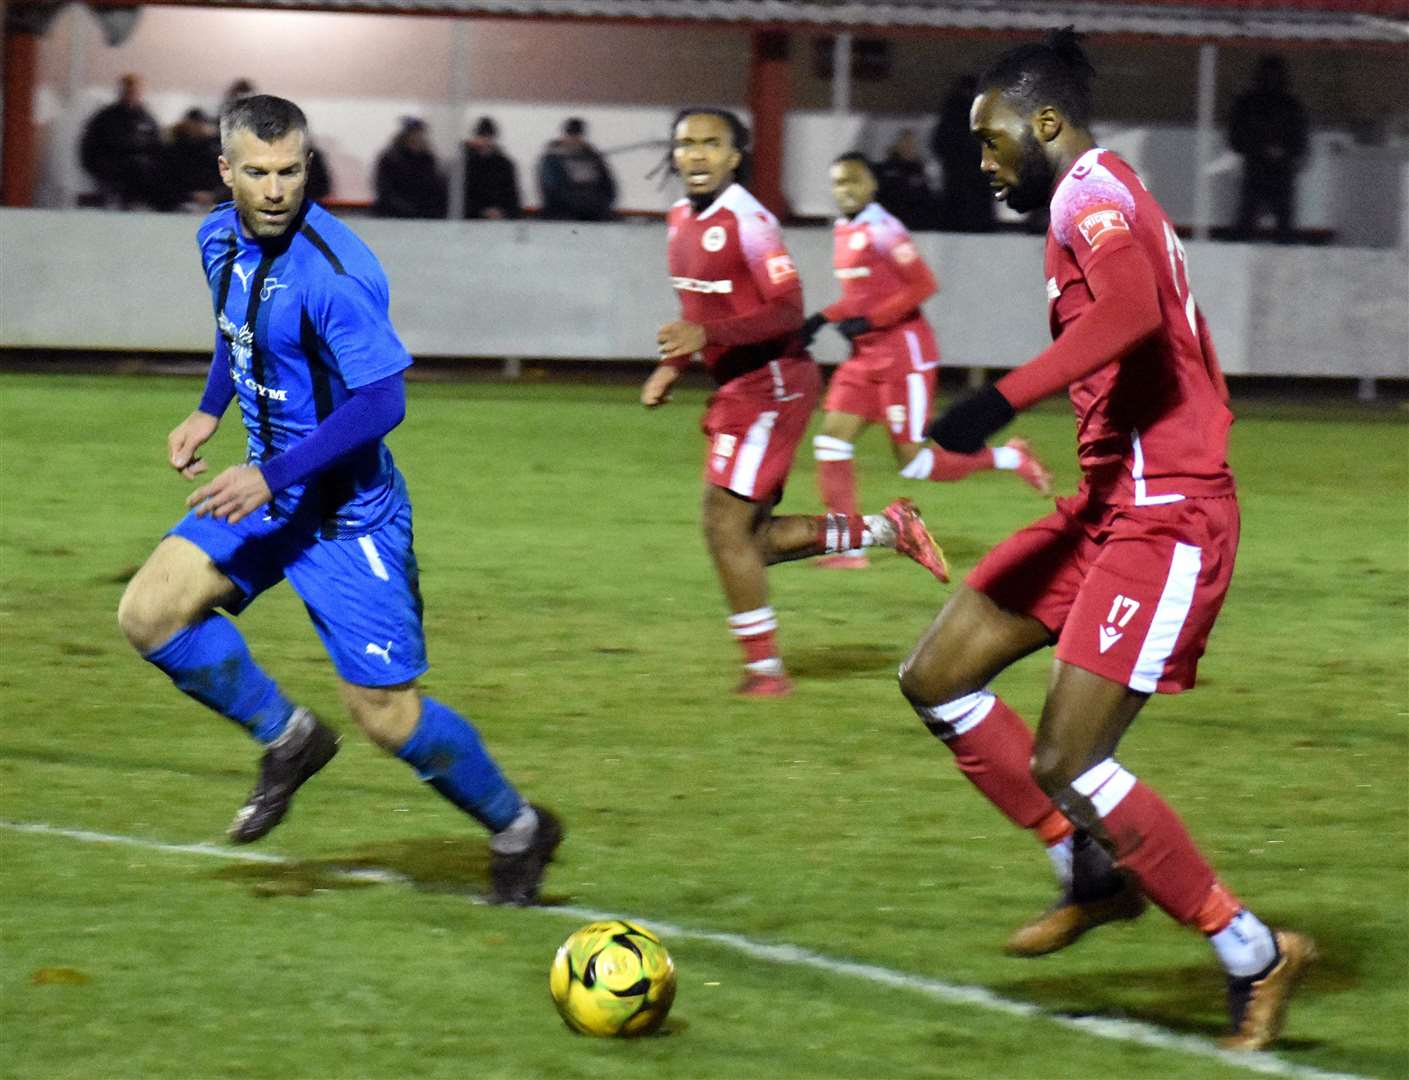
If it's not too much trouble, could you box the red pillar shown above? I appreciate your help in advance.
[748,29,790,220]
[2,30,40,206]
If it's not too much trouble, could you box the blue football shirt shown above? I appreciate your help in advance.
[198,200,412,537]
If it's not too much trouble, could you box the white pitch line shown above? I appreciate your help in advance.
[1,819,1368,1080]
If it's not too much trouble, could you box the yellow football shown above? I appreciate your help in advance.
[549,919,677,1037]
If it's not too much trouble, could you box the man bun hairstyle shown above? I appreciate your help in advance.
[668,107,752,183]
[977,26,1097,129]
[220,94,308,157]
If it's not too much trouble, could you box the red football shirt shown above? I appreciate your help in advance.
[1044,148,1235,506]
[666,183,808,384]
[823,201,939,373]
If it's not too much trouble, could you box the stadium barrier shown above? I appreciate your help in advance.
[1,208,1405,378]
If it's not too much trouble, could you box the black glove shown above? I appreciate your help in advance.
[928,385,1016,454]
[799,312,828,347]
[835,316,872,340]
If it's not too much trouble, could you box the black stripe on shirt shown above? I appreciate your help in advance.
[299,223,346,276]
[243,253,279,462]
[212,231,239,318]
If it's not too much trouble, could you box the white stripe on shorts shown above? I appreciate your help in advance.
[905,372,929,443]
[1128,542,1202,693]
[730,410,779,499]
[357,535,391,582]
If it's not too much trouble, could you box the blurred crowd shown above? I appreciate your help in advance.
[78,62,1308,241]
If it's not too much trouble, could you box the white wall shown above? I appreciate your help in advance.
[30,6,1409,243]
[3,209,1406,379]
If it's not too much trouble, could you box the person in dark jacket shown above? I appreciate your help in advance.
[371,117,448,219]
[930,75,996,233]
[1229,56,1309,242]
[462,116,521,220]
[80,74,163,208]
[163,108,224,210]
[873,129,937,231]
[537,117,616,221]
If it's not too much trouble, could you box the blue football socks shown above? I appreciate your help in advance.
[144,615,294,744]
[396,697,523,832]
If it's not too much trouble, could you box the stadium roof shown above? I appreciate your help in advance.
[173,0,1409,45]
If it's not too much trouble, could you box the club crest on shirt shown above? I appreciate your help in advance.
[848,230,869,251]
[1076,207,1130,249]
[702,225,727,252]
[765,253,797,284]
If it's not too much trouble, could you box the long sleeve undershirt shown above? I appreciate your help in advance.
[256,372,406,494]
[995,240,1162,412]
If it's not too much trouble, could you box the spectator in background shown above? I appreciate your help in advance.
[538,117,616,221]
[79,74,163,209]
[163,108,224,210]
[220,78,257,114]
[873,129,937,231]
[372,117,448,219]
[305,144,334,204]
[462,116,521,220]
[1229,55,1309,243]
[931,74,996,233]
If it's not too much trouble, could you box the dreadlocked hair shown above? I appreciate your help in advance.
[977,26,1097,129]
[649,107,752,187]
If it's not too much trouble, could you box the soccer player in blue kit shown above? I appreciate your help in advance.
[117,95,562,905]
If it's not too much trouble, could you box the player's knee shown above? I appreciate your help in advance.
[117,579,173,654]
[342,683,420,752]
[1030,744,1081,798]
[898,653,947,709]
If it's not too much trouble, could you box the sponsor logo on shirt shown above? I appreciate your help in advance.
[230,370,289,401]
[218,311,254,370]
[893,240,919,265]
[232,262,255,292]
[848,230,869,251]
[1076,206,1131,250]
[702,225,727,252]
[835,266,871,279]
[671,276,734,294]
[765,253,797,284]
[1046,277,1061,300]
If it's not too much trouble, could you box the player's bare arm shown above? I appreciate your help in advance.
[656,319,707,362]
[641,363,682,408]
[168,409,221,480]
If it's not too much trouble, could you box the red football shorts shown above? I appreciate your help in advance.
[967,495,1240,693]
[702,357,821,503]
[822,330,938,445]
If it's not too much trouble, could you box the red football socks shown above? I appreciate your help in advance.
[933,693,1072,837]
[929,447,995,481]
[1075,760,1230,926]
[817,458,859,518]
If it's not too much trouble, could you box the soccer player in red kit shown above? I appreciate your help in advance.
[899,31,1315,1050]
[805,153,1051,569]
[642,109,949,697]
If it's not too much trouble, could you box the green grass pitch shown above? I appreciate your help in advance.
[1,373,1405,1079]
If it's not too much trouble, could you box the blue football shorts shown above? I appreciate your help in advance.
[169,501,429,688]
